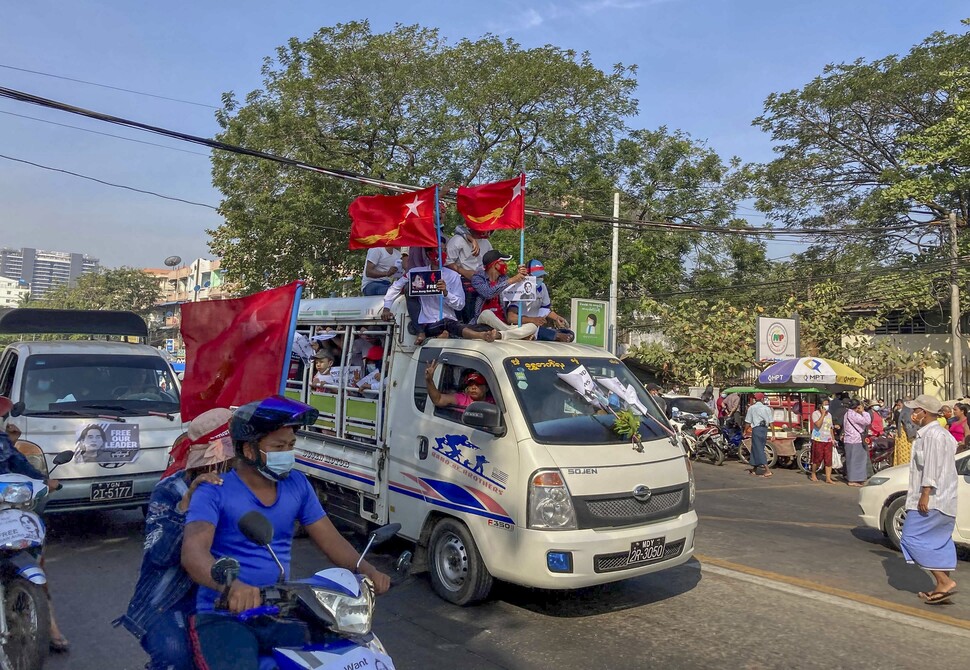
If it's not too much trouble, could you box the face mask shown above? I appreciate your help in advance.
[872,405,881,411]
[822,404,829,410]
[259,449,295,480]
[495,263,508,275]
[366,363,378,374]
[37,380,51,391]
[536,277,545,286]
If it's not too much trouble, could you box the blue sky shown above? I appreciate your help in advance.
[1,1,967,268]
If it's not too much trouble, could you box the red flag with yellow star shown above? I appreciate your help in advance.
[348,185,439,249]
[456,174,526,232]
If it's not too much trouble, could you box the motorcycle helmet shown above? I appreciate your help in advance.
[230,395,318,447]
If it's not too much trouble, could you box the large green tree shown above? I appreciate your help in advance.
[31,268,160,315]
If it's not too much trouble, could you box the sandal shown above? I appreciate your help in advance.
[49,636,70,653]
[920,590,957,604]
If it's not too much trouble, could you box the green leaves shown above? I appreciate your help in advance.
[23,268,160,315]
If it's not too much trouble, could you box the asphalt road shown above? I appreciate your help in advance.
[40,462,970,669]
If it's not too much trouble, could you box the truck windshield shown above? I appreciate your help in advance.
[504,357,671,445]
[21,354,179,416]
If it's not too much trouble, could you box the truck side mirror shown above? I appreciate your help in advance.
[958,456,970,477]
[462,401,504,436]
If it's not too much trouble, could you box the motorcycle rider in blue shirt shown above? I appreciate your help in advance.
[181,396,391,670]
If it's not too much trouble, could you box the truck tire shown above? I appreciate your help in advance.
[883,497,907,551]
[428,518,493,606]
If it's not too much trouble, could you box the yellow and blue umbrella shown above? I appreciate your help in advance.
[758,357,865,392]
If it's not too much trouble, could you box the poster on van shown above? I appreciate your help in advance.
[74,423,141,467]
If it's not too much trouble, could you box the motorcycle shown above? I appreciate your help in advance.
[669,410,724,466]
[212,510,403,670]
[0,449,72,670]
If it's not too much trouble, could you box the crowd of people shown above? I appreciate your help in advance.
[359,228,575,347]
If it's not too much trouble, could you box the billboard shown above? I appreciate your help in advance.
[756,316,800,362]
[570,298,609,349]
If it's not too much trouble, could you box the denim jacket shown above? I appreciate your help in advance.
[113,472,196,638]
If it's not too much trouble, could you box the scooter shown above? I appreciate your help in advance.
[0,449,73,670]
[212,511,402,670]
[692,417,725,466]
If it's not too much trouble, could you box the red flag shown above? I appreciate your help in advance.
[179,282,302,421]
[348,185,439,249]
[456,174,526,232]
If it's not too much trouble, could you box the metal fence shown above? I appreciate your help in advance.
[941,356,970,399]
[858,370,926,403]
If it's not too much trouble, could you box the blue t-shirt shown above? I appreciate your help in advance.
[186,469,325,612]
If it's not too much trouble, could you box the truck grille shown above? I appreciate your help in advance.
[574,484,689,529]
[594,538,687,573]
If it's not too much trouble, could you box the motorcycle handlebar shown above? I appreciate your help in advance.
[236,605,281,622]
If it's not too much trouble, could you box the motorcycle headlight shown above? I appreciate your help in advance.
[1,483,33,505]
[311,581,374,636]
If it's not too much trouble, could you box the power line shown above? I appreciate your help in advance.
[0,109,211,156]
[0,153,218,210]
[0,85,933,239]
[0,63,219,109]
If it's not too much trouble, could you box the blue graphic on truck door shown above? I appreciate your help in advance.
[432,435,507,492]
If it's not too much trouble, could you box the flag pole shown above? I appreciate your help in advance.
[279,281,304,395]
[518,225,525,327]
[434,184,444,321]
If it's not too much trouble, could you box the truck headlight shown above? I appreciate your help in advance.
[311,581,374,636]
[866,477,889,487]
[685,457,696,509]
[528,470,577,530]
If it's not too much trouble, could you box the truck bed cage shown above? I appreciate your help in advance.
[0,308,148,337]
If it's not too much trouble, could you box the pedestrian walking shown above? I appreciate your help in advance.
[744,393,773,478]
[810,398,835,484]
[893,402,918,466]
[899,395,959,604]
[842,399,872,487]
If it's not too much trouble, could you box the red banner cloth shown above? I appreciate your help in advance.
[179,281,301,421]
[456,174,526,232]
[348,185,439,249]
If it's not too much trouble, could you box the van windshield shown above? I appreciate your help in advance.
[21,354,179,416]
[504,357,671,445]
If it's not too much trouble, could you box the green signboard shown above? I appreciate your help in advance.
[571,298,609,349]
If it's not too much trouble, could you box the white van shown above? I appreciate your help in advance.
[290,296,697,604]
[0,309,184,512]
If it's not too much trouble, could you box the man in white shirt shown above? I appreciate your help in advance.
[446,225,493,323]
[744,393,774,478]
[380,248,498,346]
[361,246,403,296]
[901,394,959,604]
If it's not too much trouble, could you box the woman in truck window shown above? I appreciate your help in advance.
[425,361,493,409]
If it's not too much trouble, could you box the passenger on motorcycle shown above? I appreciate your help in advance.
[114,407,235,670]
[181,396,391,670]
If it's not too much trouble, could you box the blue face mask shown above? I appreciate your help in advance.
[259,449,295,480]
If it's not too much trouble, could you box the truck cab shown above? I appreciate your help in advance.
[291,296,698,604]
[0,309,184,512]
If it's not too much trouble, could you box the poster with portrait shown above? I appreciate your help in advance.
[407,270,442,296]
[502,279,537,303]
[0,509,44,546]
[74,422,141,466]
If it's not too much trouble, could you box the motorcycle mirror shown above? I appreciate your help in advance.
[239,510,274,546]
[370,522,401,547]
[211,557,240,586]
[52,450,74,466]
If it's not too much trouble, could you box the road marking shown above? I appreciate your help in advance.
[699,515,856,530]
[697,484,810,493]
[694,553,970,637]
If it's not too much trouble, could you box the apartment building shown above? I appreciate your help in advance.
[0,247,100,297]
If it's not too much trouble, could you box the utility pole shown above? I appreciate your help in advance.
[609,192,620,354]
[950,210,962,398]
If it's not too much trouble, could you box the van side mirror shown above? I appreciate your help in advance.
[462,401,504,435]
[9,402,24,418]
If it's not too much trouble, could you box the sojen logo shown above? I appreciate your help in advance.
[766,322,789,356]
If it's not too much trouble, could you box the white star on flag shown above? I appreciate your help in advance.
[404,193,425,218]
[510,175,525,201]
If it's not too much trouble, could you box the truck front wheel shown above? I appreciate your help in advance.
[428,518,493,606]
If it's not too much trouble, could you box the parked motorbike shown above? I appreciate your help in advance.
[0,449,72,670]
[212,511,402,670]
[670,410,723,466]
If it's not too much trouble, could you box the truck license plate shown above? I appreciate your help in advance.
[628,536,666,564]
[91,480,133,502]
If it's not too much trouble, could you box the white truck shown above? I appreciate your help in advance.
[0,309,184,512]
[289,296,697,605]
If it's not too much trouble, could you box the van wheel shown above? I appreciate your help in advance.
[428,518,493,606]
[883,497,907,551]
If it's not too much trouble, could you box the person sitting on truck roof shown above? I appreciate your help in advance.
[380,247,499,346]
[503,259,575,342]
[425,361,493,410]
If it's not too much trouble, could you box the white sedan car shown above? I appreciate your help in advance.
[859,451,970,550]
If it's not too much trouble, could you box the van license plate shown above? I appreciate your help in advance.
[628,536,666,564]
[91,481,133,502]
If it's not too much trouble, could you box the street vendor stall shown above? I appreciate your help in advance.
[723,386,830,468]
